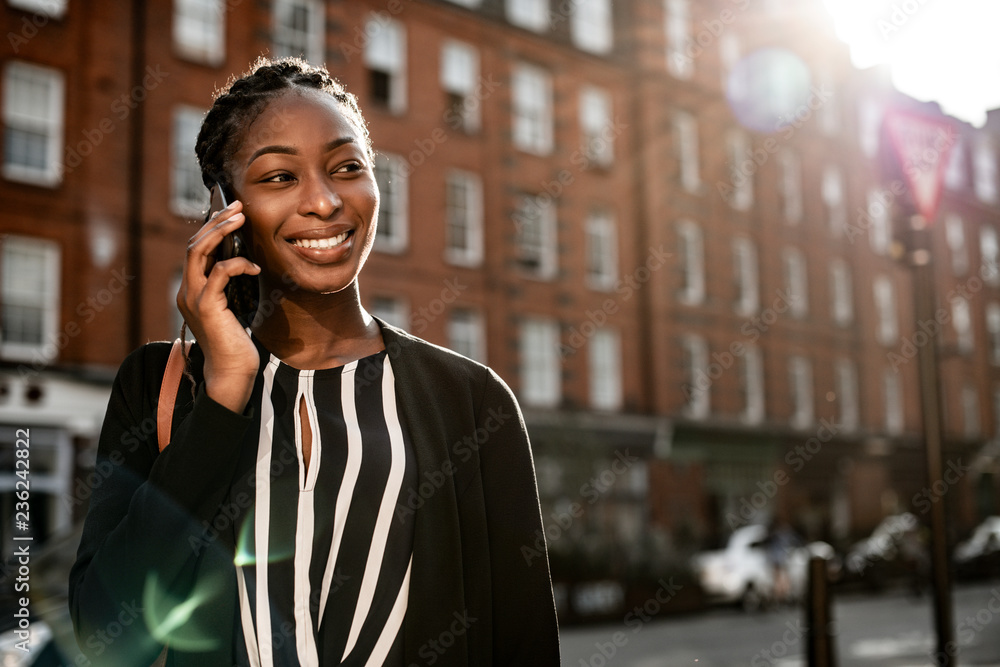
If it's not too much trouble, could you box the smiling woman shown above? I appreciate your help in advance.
[68,57,560,667]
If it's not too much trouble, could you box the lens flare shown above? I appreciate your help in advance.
[726,48,812,134]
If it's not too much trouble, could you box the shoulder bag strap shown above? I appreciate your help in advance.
[157,338,193,452]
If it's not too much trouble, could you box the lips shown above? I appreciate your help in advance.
[288,231,350,249]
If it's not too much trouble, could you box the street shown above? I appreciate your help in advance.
[561,581,1000,666]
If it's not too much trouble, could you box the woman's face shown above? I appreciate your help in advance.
[229,88,378,296]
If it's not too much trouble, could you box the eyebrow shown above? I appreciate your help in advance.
[245,137,357,167]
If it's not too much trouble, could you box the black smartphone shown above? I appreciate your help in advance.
[206,182,258,325]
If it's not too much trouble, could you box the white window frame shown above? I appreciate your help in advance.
[272,0,325,65]
[780,150,803,225]
[2,61,64,187]
[7,0,67,18]
[589,328,622,411]
[817,69,839,135]
[448,308,485,363]
[682,335,709,419]
[1,236,60,362]
[732,237,759,316]
[944,138,966,191]
[873,275,898,346]
[982,226,1000,286]
[719,32,743,100]
[742,344,764,424]
[677,220,705,305]
[521,317,561,407]
[586,210,617,291]
[173,0,226,65]
[665,0,693,79]
[867,188,891,256]
[507,0,549,33]
[674,110,700,193]
[822,165,845,236]
[945,213,969,276]
[952,296,973,355]
[571,0,613,54]
[962,383,980,438]
[444,169,483,267]
[364,15,407,113]
[579,85,613,167]
[789,356,813,430]
[512,63,553,155]
[783,247,808,319]
[974,138,998,204]
[171,105,208,218]
[858,98,882,159]
[515,194,557,279]
[835,359,859,432]
[726,130,753,210]
[987,303,1000,366]
[441,40,481,133]
[443,0,480,6]
[829,258,853,327]
[884,370,903,436]
[373,152,409,253]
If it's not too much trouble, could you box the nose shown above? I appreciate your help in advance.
[297,173,342,219]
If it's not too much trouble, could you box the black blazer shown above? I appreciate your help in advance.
[69,320,561,665]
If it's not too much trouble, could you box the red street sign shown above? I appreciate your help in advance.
[883,108,958,223]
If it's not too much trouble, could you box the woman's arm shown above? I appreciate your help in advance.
[476,369,561,664]
[68,343,253,665]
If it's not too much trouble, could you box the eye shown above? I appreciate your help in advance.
[333,161,364,175]
[261,172,295,183]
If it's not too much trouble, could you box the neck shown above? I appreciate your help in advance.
[249,279,384,368]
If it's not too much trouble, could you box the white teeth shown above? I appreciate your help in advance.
[291,232,349,249]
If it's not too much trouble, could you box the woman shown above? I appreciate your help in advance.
[69,57,560,666]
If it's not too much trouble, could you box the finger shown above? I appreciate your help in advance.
[184,212,247,288]
[202,257,262,301]
[189,199,241,244]
[188,206,246,252]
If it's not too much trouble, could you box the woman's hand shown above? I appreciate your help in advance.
[177,200,261,413]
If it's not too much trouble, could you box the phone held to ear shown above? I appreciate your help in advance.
[206,182,258,326]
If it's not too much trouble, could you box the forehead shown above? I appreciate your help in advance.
[236,88,363,155]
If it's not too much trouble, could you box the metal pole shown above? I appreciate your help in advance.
[908,215,956,666]
[806,555,835,667]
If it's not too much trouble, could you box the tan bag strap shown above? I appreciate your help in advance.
[157,338,192,452]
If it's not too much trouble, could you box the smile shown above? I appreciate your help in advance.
[288,232,351,249]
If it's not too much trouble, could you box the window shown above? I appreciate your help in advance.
[571,0,612,54]
[835,359,859,432]
[829,258,853,326]
[741,345,764,424]
[867,188,891,255]
[952,296,973,355]
[817,70,839,135]
[673,110,700,193]
[520,318,560,407]
[725,130,753,210]
[665,0,692,79]
[512,63,553,155]
[789,356,813,429]
[1,236,60,361]
[370,296,408,330]
[962,384,980,438]
[994,387,1000,437]
[586,210,617,290]
[7,0,66,17]
[444,170,483,266]
[515,194,557,279]
[782,247,808,319]
[507,0,549,32]
[945,213,969,276]
[3,61,64,186]
[373,153,408,253]
[171,106,208,217]
[173,0,225,65]
[677,220,704,305]
[364,16,406,113]
[444,0,480,6]
[822,165,845,236]
[579,85,613,167]
[884,371,903,436]
[858,98,882,158]
[780,150,803,224]
[873,276,898,346]
[974,138,998,203]
[982,226,1000,286]
[448,308,485,363]
[272,0,324,64]
[441,40,480,132]
[682,335,709,419]
[589,328,622,410]
[732,237,759,316]
[719,32,743,100]
[945,139,966,190]
[988,303,1000,365]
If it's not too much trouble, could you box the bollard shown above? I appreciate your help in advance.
[806,555,836,667]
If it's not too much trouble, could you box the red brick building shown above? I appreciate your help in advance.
[1,0,999,588]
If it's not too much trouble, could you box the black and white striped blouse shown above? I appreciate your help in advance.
[235,345,417,666]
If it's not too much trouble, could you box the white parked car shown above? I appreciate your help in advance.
[954,516,1000,563]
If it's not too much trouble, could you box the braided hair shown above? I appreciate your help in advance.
[179,57,373,387]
